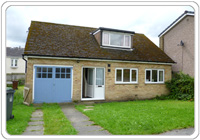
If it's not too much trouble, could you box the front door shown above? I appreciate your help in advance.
[94,68,105,99]
[82,67,105,100]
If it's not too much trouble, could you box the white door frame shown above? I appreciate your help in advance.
[81,66,105,101]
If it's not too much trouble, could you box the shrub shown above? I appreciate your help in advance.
[156,72,194,100]
[164,72,194,100]
[18,79,25,86]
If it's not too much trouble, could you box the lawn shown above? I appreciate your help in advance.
[75,100,194,135]
[42,103,77,135]
[6,86,77,135]
[6,86,35,135]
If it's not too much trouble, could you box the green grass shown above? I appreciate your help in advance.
[6,86,77,135]
[75,100,194,135]
[6,86,35,135]
[42,103,77,135]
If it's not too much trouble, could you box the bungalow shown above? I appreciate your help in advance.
[23,21,174,104]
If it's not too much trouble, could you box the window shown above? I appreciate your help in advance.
[115,68,138,84]
[11,59,18,67]
[36,67,52,78]
[103,31,131,48]
[145,69,164,83]
[96,68,104,86]
[56,68,71,79]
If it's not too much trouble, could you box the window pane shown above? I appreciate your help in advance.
[56,68,60,73]
[125,36,130,46]
[131,70,137,82]
[152,70,158,82]
[15,59,17,66]
[37,67,41,72]
[146,70,151,82]
[56,74,60,78]
[66,68,70,73]
[61,74,65,78]
[96,68,104,85]
[61,68,65,73]
[42,73,47,78]
[88,69,93,85]
[37,73,41,78]
[103,33,109,44]
[123,69,130,82]
[159,71,164,82]
[66,74,70,78]
[43,67,47,72]
[48,68,52,73]
[110,33,124,46]
[11,59,14,66]
[116,69,122,81]
[48,74,52,78]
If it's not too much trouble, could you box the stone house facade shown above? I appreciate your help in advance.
[158,11,194,77]
[6,47,25,83]
[23,21,174,104]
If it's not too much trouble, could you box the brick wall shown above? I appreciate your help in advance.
[25,58,172,103]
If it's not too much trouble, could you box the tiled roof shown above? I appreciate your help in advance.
[7,47,24,57]
[24,21,175,64]
[158,10,194,37]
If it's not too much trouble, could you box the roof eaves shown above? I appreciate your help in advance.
[158,11,194,37]
[99,27,135,34]
[23,54,175,64]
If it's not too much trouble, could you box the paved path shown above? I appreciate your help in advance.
[159,127,194,135]
[22,109,44,135]
[60,104,111,135]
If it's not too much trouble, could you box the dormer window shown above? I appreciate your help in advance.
[102,31,131,48]
[92,27,135,50]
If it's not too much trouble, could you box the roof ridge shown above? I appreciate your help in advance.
[31,20,98,30]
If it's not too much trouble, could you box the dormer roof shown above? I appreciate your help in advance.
[92,27,135,35]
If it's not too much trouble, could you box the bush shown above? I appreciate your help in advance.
[18,79,25,86]
[13,88,24,105]
[157,72,194,100]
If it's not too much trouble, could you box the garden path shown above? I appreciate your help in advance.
[60,104,111,135]
[22,109,44,135]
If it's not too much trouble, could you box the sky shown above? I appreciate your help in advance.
[6,5,194,48]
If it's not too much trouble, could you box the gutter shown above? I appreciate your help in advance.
[22,54,27,73]
[23,54,175,65]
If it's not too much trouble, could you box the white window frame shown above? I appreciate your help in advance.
[145,69,165,84]
[115,68,138,84]
[102,31,131,48]
[11,58,18,68]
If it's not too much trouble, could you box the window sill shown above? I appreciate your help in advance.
[115,82,138,85]
[145,82,165,84]
[10,66,18,69]
[100,45,133,51]
[102,44,131,48]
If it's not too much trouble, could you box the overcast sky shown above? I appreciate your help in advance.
[6,5,194,48]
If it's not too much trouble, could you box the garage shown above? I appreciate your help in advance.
[34,66,72,103]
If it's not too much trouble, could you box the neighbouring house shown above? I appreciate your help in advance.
[158,10,194,77]
[23,21,174,104]
[6,47,25,84]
